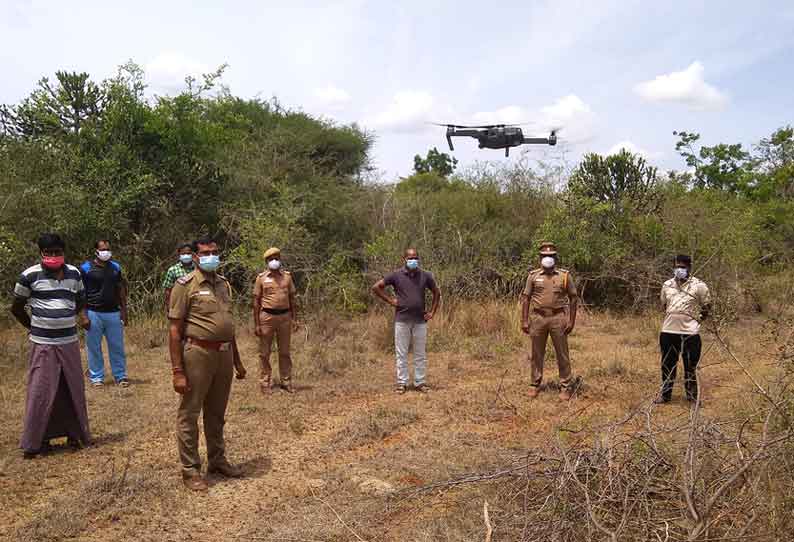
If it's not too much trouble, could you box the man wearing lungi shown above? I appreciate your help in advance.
[10,233,92,458]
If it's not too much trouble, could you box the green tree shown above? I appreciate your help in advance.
[0,71,105,138]
[568,150,661,218]
[673,130,752,192]
[413,147,458,177]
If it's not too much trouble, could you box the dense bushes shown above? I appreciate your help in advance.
[1,64,792,314]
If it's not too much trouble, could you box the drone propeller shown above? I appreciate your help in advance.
[428,122,529,129]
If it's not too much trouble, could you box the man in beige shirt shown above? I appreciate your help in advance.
[656,254,711,404]
[253,247,297,394]
[520,242,578,401]
[168,236,246,491]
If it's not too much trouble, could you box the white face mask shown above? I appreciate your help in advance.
[179,254,193,265]
[541,256,555,269]
[97,250,112,262]
[674,267,689,280]
[267,259,281,271]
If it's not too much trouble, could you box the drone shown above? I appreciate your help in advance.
[432,123,558,156]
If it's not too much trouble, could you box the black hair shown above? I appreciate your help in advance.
[178,242,192,251]
[674,254,692,267]
[38,233,65,251]
[94,239,111,249]
[191,236,217,252]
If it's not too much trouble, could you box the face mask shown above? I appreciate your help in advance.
[405,258,419,270]
[674,267,689,280]
[198,254,220,272]
[96,250,112,262]
[179,254,193,265]
[541,256,555,269]
[42,255,65,270]
[267,259,281,271]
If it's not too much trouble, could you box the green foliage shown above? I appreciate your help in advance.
[413,147,458,177]
[0,64,371,311]
[1,64,792,315]
[674,130,753,192]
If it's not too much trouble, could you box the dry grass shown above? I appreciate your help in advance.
[0,301,790,541]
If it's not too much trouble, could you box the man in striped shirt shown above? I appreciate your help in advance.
[10,233,92,458]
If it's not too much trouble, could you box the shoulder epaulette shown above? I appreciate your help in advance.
[176,273,194,285]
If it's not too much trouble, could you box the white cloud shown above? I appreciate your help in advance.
[313,85,351,109]
[633,61,728,110]
[608,140,647,156]
[538,94,595,143]
[471,105,529,126]
[365,90,437,133]
[145,52,210,93]
[607,141,665,162]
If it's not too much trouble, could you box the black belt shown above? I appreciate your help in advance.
[262,307,290,315]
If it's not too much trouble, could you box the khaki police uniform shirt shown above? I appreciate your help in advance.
[522,268,577,309]
[660,276,710,335]
[168,270,235,341]
[253,270,295,310]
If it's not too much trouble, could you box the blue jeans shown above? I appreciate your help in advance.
[86,310,127,383]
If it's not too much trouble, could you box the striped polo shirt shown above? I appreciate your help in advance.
[13,264,85,345]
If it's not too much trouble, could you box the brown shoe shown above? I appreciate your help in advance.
[182,473,209,492]
[559,388,573,401]
[280,380,294,393]
[395,384,407,394]
[527,386,540,399]
[208,462,244,478]
[415,383,430,393]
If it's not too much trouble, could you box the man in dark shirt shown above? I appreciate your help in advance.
[372,248,441,393]
[80,239,129,387]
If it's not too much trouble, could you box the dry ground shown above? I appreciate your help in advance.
[0,302,786,541]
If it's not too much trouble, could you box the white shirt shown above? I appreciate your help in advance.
[660,276,710,335]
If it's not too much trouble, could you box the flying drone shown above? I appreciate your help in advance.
[432,123,558,156]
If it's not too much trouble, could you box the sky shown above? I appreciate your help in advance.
[2,0,793,180]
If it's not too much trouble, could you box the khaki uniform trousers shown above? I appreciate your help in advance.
[177,342,233,477]
[528,309,572,389]
[258,312,292,383]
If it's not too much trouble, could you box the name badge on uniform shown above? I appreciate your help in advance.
[263,277,274,283]
[198,291,212,295]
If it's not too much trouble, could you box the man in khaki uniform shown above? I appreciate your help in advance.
[168,236,246,491]
[520,242,579,401]
[253,247,297,394]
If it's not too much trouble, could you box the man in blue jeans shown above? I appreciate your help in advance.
[80,239,129,387]
[372,248,441,394]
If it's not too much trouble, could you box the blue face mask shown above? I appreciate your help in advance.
[198,254,220,272]
[179,254,193,265]
[405,258,419,270]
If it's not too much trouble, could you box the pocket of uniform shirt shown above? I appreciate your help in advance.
[191,293,219,314]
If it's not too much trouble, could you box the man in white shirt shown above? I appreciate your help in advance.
[656,254,711,404]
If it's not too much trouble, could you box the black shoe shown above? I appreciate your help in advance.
[653,396,671,404]
[67,438,84,450]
